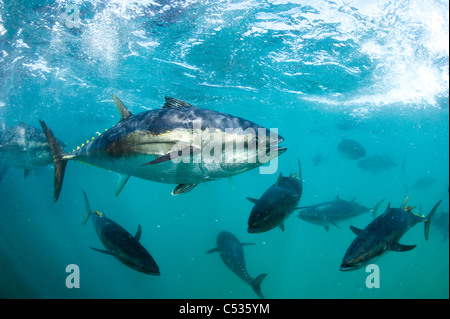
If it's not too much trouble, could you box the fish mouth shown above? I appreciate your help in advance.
[340,263,362,271]
[265,136,287,157]
[275,146,287,155]
[340,265,355,271]
[247,226,262,233]
[247,222,272,233]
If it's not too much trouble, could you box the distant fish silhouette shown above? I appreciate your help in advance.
[298,196,385,232]
[0,122,65,179]
[337,138,366,160]
[312,153,329,167]
[357,154,404,175]
[82,191,160,276]
[206,231,267,299]
[410,177,436,190]
[432,211,449,242]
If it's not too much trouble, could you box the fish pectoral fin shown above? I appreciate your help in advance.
[279,223,285,232]
[389,242,416,252]
[241,243,256,247]
[324,225,330,232]
[135,225,142,241]
[205,247,219,254]
[331,221,341,229]
[115,174,131,197]
[82,190,92,225]
[246,197,259,204]
[349,225,363,236]
[143,146,200,166]
[23,169,30,180]
[172,183,199,195]
[90,247,115,256]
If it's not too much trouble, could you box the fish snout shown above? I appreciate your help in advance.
[247,225,263,233]
[340,263,357,271]
[340,260,365,271]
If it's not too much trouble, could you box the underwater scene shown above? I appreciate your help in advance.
[0,0,448,300]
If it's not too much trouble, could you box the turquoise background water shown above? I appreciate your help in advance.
[0,0,448,299]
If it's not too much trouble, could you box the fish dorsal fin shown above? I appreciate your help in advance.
[275,173,284,185]
[163,97,193,109]
[247,197,259,204]
[135,225,142,241]
[112,95,132,121]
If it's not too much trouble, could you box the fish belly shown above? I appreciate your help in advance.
[78,153,223,184]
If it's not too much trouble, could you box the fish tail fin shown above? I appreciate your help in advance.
[81,190,92,225]
[424,200,442,241]
[39,120,68,202]
[371,198,386,218]
[251,273,267,299]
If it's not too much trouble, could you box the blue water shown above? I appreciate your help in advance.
[0,0,448,299]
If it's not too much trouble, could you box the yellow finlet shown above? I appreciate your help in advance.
[401,195,410,210]
[93,210,104,217]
